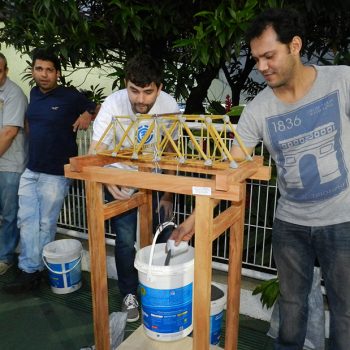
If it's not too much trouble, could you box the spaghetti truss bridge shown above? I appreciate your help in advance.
[93,113,252,169]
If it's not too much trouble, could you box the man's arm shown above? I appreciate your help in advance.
[88,139,107,154]
[0,125,19,157]
[230,144,254,161]
[72,111,94,132]
[88,140,133,200]
[170,144,255,244]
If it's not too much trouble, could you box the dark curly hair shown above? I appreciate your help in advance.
[31,48,61,72]
[124,53,163,88]
[246,8,306,47]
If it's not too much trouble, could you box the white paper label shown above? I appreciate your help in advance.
[192,186,212,196]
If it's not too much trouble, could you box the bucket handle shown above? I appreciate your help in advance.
[147,221,177,281]
[42,252,82,275]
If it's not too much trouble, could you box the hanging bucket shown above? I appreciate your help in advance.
[42,239,83,294]
[134,222,195,341]
[210,282,226,345]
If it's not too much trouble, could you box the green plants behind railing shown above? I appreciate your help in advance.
[227,105,244,117]
[252,277,280,309]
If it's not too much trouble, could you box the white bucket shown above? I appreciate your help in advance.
[134,221,194,341]
[210,282,226,345]
[134,223,227,343]
[42,239,83,294]
[135,242,194,341]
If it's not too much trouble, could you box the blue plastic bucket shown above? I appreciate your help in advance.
[135,242,194,341]
[210,283,226,345]
[134,221,194,342]
[42,239,83,294]
[135,222,227,343]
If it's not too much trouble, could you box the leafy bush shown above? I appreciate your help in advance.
[252,277,279,309]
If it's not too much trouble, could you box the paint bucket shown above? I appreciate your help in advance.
[135,222,226,343]
[42,239,83,294]
[134,222,194,341]
[210,282,226,345]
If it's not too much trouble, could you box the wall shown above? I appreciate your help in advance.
[1,44,231,103]
[1,44,116,97]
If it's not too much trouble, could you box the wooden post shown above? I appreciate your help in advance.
[85,181,110,350]
[193,196,214,350]
[139,189,153,248]
[225,182,246,350]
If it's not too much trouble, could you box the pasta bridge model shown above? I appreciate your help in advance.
[65,114,271,350]
[92,113,253,169]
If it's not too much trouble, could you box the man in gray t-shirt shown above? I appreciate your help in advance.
[0,53,28,275]
[171,8,350,350]
[231,9,350,350]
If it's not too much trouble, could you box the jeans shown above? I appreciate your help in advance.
[0,171,22,263]
[17,169,71,273]
[107,191,173,297]
[272,218,350,350]
[268,267,325,350]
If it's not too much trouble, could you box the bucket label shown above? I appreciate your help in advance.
[140,282,193,334]
[48,258,81,288]
[210,311,223,345]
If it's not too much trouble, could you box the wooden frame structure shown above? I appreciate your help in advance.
[64,154,270,350]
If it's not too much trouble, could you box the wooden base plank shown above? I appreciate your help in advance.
[118,326,223,350]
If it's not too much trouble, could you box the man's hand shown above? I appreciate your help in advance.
[87,140,136,200]
[72,111,93,132]
[169,212,195,245]
[106,184,136,200]
[158,192,173,220]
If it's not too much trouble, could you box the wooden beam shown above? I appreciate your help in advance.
[212,206,241,241]
[69,154,117,172]
[225,183,246,350]
[139,189,154,248]
[215,157,271,191]
[85,181,110,350]
[193,196,214,350]
[103,192,147,220]
[67,154,270,180]
[215,162,257,191]
[66,165,243,202]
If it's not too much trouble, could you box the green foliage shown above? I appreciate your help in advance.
[292,0,350,65]
[1,0,348,111]
[227,105,244,117]
[206,103,244,123]
[0,0,224,103]
[79,84,107,104]
[207,101,226,115]
[252,278,280,309]
[226,105,244,123]
[174,0,259,66]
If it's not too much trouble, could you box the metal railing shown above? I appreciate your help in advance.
[58,125,278,280]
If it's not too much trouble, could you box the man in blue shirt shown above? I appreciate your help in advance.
[4,48,96,293]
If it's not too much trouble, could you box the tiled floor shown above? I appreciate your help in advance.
[0,267,274,350]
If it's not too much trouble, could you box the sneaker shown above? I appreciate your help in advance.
[121,294,139,322]
[3,270,42,294]
[0,262,13,275]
